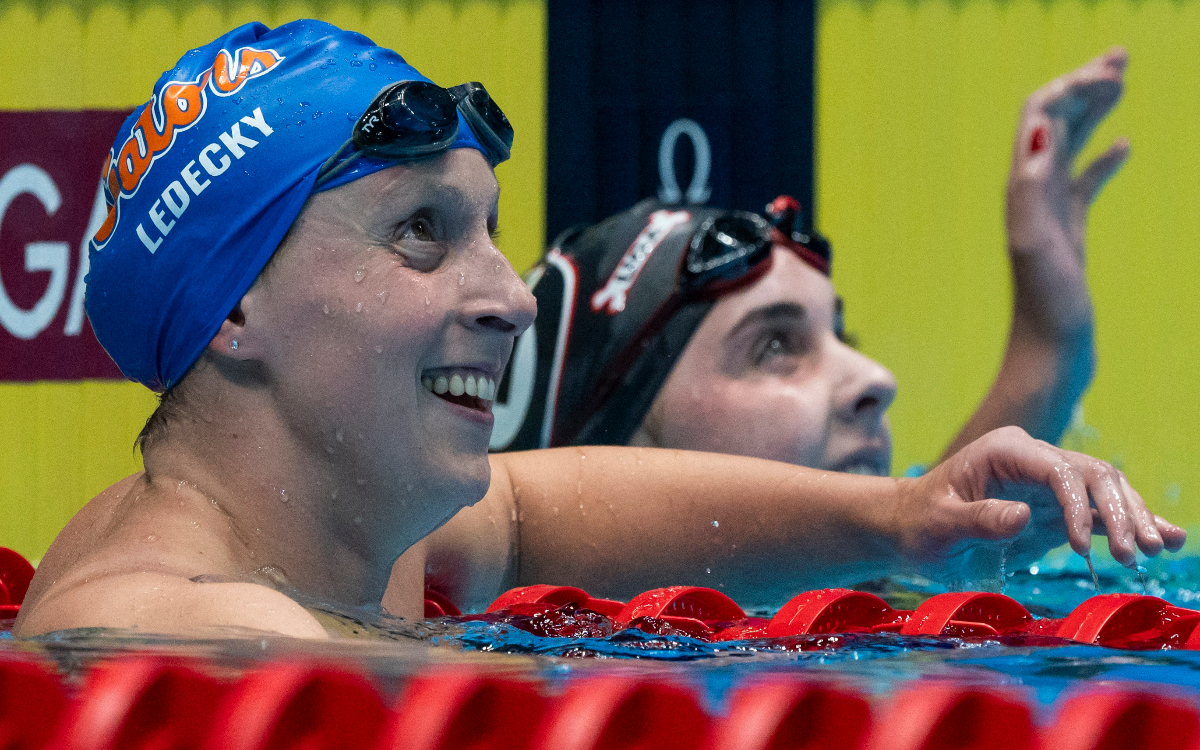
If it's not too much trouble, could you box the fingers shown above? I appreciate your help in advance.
[1076,137,1131,205]
[1019,47,1127,167]
[1119,472,1163,558]
[952,498,1032,541]
[1156,516,1188,552]
[1078,459,1136,566]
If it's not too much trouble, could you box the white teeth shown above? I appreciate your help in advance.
[422,372,496,400]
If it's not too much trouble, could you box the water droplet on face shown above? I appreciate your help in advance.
[356,302,363,313]
[705,568,712,574]
[279,489,288,503]
[377,290,388,304]
[711,520,719,528]
[322,303,330,315]
[459,272,465,286]
[335,430,344,443]
[354,267,366,282]
[144,534,158,543]
[374,345,383,353]
[425,296,430,305]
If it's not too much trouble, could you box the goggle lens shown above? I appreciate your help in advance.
[354,81,459,154]
[684,212,773,288]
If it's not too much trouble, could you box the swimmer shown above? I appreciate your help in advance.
[15,26,1175,637]
[408,49,1185,610]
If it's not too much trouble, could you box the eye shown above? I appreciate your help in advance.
[400,217,436,243]
[751,328,806,367]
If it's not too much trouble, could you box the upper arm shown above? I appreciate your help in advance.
[15,573,329,639]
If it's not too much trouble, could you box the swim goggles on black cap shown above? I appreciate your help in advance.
[562,210,778,444]
[314,80,513,190]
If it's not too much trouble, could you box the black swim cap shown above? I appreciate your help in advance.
[492,198,834,451]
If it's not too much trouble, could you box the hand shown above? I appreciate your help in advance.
[894,426,1185,570]
[1006,48,1129,336]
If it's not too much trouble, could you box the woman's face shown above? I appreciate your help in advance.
[240,149,536,533]
[635,246,898,475]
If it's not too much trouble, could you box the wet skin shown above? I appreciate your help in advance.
[17,150,537,636]
[632,247,898,476]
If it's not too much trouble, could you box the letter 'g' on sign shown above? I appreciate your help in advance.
[0,164,70,340]
[657,118,712,205]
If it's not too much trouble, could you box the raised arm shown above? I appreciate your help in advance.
[943,49,1130,459]
[416,427,1182,611]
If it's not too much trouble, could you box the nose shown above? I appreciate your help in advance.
[832,341,897,428]
[459,240,538,336]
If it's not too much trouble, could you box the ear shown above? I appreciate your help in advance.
[207,300,253,359]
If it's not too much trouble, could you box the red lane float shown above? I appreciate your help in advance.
[900,592,1032,637]
[865,684,1037,750]
[387,669,547,750]
[424,588,462,617]
[532,677,711,750]
[0,656,67,750]
[51,656,225,750]
[1044,689,1200,750]
[0,548,34,618]
[616,586,746,638]
[486,585,626,618]
[714,678,872,750]
[1055,594,1200,649]
[767,589,909,637]
[201,662,390,750]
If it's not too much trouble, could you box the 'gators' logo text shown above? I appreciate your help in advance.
[92,45,284,248]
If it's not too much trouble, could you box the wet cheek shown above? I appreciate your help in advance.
[662,381,830,466]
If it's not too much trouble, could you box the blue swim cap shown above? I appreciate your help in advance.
[85,20,492,391]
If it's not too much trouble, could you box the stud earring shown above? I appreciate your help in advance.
[230,339,239,350]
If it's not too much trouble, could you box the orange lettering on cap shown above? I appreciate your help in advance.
[212,48,282,93]
[94,44,283,249]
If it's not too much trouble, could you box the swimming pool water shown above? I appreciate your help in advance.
[6,547,1200,709]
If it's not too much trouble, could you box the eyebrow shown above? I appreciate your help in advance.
[379,174,500,219]
[726,301,808,341]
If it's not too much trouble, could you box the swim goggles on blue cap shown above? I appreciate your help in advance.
[314,80,513,190]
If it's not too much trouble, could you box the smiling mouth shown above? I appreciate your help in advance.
[831,449,890,476]
[422,370,497,413]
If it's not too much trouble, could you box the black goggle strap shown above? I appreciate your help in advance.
[313,138,363,191]
[450,83,512,164]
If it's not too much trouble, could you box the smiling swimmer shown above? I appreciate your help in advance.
[16,25,1182,637]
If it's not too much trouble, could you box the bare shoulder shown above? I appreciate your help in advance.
[17,472,325,639]
[15,571,328,639]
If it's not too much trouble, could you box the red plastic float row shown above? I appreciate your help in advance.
[2,653,1199,750]
[2,546,1196,650]
[451,583,1200,650]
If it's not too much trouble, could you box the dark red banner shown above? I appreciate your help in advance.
[0,110,132,381]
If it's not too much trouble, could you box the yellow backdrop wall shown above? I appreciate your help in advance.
[817,0,1200,529]
[6,0,1197,563]
[0,0,546,561]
